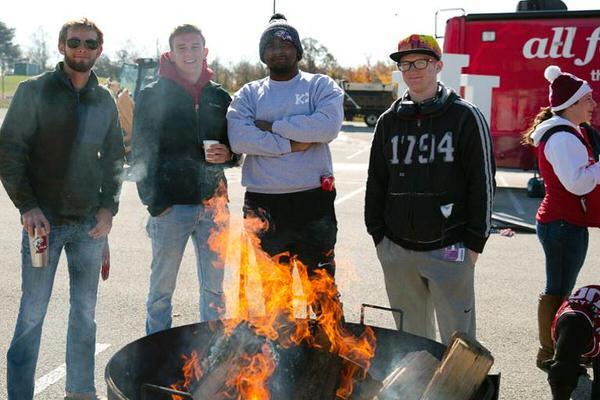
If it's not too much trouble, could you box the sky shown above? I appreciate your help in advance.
[3,0,597,67]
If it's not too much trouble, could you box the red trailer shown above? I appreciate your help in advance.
[442,4,600,170]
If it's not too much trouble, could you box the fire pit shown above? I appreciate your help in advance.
[105,319,498,400]
[108,198,498,399]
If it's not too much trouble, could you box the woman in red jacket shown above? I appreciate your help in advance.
[522,65,599,371]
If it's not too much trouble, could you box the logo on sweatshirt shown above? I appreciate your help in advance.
[295,92,309,105]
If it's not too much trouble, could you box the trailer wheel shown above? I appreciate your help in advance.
[364,113,379,127]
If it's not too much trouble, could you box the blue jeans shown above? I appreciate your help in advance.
[145,204,226,335]
[536,220,588,297]
[7,217,106,400]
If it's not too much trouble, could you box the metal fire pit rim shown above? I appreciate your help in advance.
[105,319,469,400]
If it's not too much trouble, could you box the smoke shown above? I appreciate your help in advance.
[376,350,440,400]
[123,160,147,183]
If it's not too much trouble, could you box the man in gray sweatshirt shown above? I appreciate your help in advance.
[227,13,344,299]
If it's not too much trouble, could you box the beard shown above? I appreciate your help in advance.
[268,60,298,76]
[266,54,299,76]
[64,53,96,73]
[269,65,294,75]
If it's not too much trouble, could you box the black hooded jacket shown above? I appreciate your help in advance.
[364,84,496,253]
[132,77,237,217]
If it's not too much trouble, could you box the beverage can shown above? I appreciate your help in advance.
[320,175,335,192]
[29,232,49,268]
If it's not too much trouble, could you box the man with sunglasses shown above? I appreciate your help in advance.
[0,18,123,400]
[365,34,495,345]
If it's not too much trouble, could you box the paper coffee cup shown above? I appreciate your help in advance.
[203,140,219,160]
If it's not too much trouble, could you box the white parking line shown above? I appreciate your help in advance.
[333,163,368,172]
[34,343,111,396]
[496,175,526,215]
[346,147,371,160]
[335,187,366,206]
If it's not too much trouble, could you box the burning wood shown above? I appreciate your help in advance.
[166,188,377,399]
[169,350,204,400]
[167,322,276,400]
[190,322,271,399]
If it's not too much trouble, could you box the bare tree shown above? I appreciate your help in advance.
[115,39,140,65]
[209,57,234,92]
[299,37,338,75]
[27,26,50,71]
[232,61,266,92]
[94,54,119,78]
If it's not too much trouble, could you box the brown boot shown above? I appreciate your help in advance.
[536,293,565,371]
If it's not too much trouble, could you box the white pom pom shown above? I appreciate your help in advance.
[544,65,562,83]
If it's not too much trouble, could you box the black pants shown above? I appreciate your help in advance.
[549,312,599,400]
[243,188,337,278]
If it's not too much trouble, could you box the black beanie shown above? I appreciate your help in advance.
[259,13,303,63]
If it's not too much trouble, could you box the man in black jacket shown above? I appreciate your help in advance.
[133,24,238,335]
[364,34,495,345]
[0,18,123,400]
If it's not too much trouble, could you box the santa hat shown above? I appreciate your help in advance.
[544,65,592,112]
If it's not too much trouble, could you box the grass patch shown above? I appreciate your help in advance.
[0,75,106,108]
[1,75,28,108]
[0,75,27,97]
[0,75,110,108]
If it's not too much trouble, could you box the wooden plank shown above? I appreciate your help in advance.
[421,332,494,400]
[374,351,440,400]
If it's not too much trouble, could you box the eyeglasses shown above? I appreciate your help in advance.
[66,38,100,50]
[397,59,435,72]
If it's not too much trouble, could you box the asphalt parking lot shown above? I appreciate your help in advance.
[0,116,597,399]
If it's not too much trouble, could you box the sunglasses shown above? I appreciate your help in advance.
[66,37,99,50]
[397,59,435,72]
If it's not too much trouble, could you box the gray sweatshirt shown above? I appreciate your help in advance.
[227,71,344,194]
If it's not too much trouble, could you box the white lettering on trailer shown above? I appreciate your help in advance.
[522,26,600,67]
[439,54,470,92]
[591,69,600,82]
[460,74,500,125]
[523,27,577,59]
[523,36,550,59]
[550,27,576,58]
[575,26,600,67]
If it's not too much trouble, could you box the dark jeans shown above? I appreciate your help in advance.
[548,313,599,399]
[243,188,338,278]
[536,220,588,296]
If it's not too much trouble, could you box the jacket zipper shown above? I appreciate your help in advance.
[195,102,201,146]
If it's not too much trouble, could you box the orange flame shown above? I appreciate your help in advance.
[336,361,361,399]
[226,343,277,400]
[169,181,376,399]
[170,350,203,400]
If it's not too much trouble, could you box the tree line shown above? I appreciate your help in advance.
[0,20,396,93]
